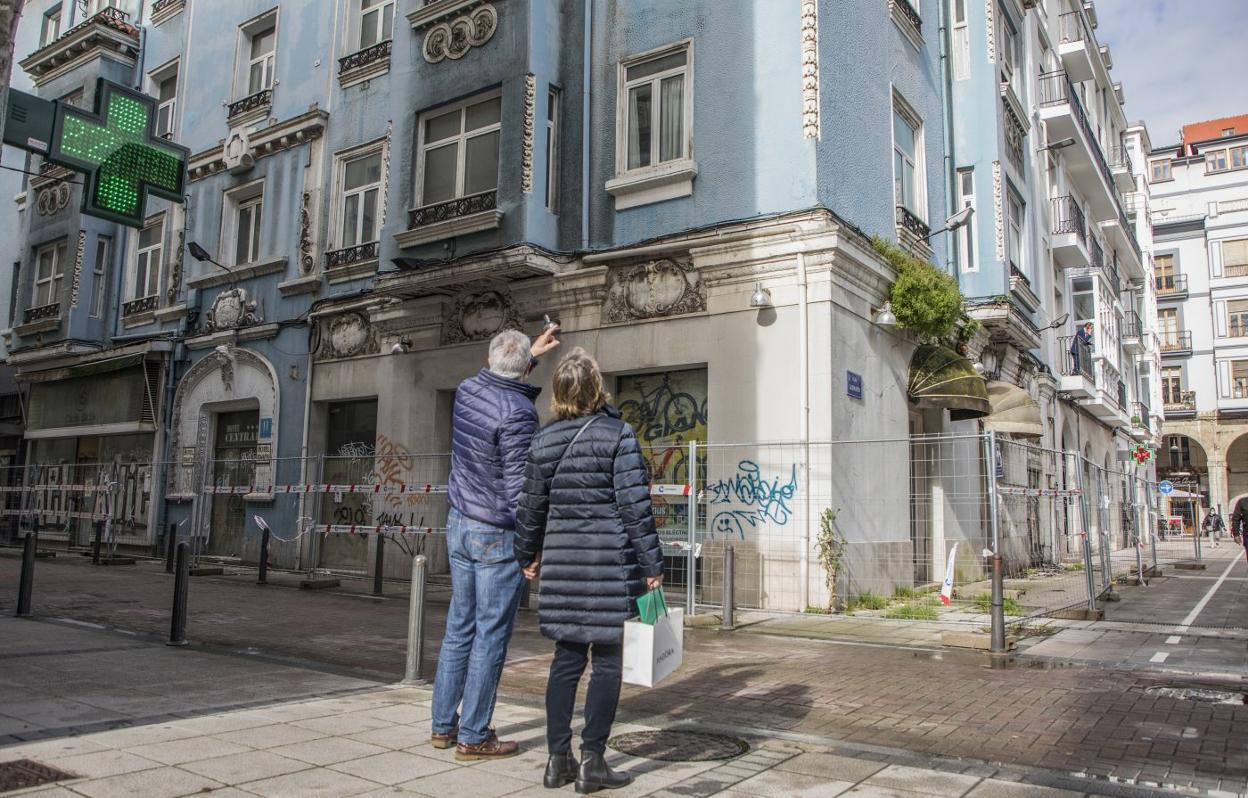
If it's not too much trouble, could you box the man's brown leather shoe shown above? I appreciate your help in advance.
[455,736,519,761]
[430,730,457,749]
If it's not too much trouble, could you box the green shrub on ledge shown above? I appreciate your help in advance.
[872,237,967,343]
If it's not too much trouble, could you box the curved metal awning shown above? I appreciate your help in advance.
[983,381,1044,439]
[907,344,990,420]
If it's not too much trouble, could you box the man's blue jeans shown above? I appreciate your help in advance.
[431,508,525,745]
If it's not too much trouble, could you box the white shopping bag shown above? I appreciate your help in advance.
[622,608,683,688]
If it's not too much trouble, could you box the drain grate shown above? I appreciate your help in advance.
[1144,685,1247,705]
[0,760,76,793]
[608,730,749,762]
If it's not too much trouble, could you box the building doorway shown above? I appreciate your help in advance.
[318,399,378,573]
[909,414,932,584]
[209,409,258,558]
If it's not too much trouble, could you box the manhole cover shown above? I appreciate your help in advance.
[0,760,76,793]
[608,730,748,762]
[1144,686,1247,705]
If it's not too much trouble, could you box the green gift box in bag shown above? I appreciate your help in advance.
[636,587,668,625]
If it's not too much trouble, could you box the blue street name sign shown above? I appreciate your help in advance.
[847,371,864,400]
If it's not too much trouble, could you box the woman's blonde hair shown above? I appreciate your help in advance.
[550,347,611,420]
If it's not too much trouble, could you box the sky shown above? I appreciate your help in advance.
[1094,0,1248,148]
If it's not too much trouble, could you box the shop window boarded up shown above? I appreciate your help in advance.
[27,367,150,430]
[617,368,707,561]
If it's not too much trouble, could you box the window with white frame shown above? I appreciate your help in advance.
[417,93,501,208]
[619,42,692,172]
[150,62,178,140]
[32,240,67,308]
[1228,299,1248,338]
[132,217,163,300]
[241,13,278,96]
[1207,148,1229,173]
[1234,360,1248,399]
[955,168,976,272]
[893,103,923,217]
[1232,145,1248,170]
[1007,189,1025,274]
[1150,159,1172,182]
[951,0,969,80]
[338,149,383,248]
[1223,238,1248,278]
[1161,367,1183,405]
[546,88,560,212]
[222,182,264,266]
[90,236,111,319]
[1000,18,1020,95]
[41,6,62,46]
[358,0,394,50]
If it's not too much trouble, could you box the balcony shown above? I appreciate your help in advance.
[1124,192,1147,218]
[324,241,380,284]
[1122,310,1144,354]
[227,88,273,127]
[1156,274,1189,300]
[395,189,502,249]
[1110,146,1135,192]
[338,39,392,89]
[888,0,923,48]
[1164,390,1197,418]
[19,7,140,87]
[1057,11,1096,82]
[1130,402,1152,438]
[1050,196,1090,269]
[1038,70,1121,224]
[1059,335,1096,399]
[122,295,159,317]
[895,205,933,259]
[17,301,62,336]
[1009,264,1041,312]
[1159,331,1193,357]
[151,0,186,25]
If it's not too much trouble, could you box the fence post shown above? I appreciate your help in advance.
[719,544,736,631]
[983,432,1005,655]
[1074,453,1097,613]
[91,521,103,565]
[686,439,697,616]
[257,524,270,585]
[1193,505,1203,562]
[1149,490,1159,571]
[373,532,385,597]
[1133,476,1147,587]
[168,542,190,646]
[403,554,428,684]
[16,532,35,617]
[1095,469,1112,592]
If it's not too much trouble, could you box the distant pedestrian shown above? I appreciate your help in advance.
[1202,509,1226,546]
[1069,321,1093,373]
[1233,495,1248,550]
[515,348,664,793]
[430,324,560,762]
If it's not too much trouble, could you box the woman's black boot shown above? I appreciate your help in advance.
[544,752,579,789]
[575,751,632,793]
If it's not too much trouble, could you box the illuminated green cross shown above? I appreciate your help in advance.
[48,79,190,228]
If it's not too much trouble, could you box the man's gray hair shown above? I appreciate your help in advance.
[488,329,532,379]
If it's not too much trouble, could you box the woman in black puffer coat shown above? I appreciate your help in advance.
[515,347,663,794]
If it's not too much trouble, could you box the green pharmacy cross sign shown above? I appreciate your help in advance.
[48,79,190,227]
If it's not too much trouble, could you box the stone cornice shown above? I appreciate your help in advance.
[188,109,328,182]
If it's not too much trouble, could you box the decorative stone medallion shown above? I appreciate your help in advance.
[315,311,380,361]
[423,4,498,63]
[204,288,261,333]
[443,289,520,344]
[603,258,706,324]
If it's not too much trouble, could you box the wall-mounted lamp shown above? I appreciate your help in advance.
[1042,137,1076,152]
[872,301,898,327]
[922,205,975,241]
[749,283,773,309]
[389,338,413,355]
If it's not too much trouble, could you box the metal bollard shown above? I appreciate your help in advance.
[403,555,428,684]
[373,533,385,597]
[168,542,190,647]
[1194,519,1203,562]
[990,553,1005,654]
[92,522,103,565]
[165,523,177,574]
[16,532,35,617]
[257,526,271,585]
[719,545,736,631]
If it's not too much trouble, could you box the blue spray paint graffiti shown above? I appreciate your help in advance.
[706,460,798,540]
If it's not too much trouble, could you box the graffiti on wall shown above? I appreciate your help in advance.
[706,460,798,540]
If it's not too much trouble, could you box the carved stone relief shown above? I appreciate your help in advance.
[800,0,820,139]
[423,4,498,63]
[521,73,536,193]
[442,289,521,345]
[167,229,185,304]
[992,161,1005,261]
[68,231,86,308]
[602,258,706,325]
[298,191,314,274]
[36,182,72,215]
[314,311,380,361]
[204,288,262,333]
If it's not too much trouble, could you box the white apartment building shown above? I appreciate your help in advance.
[1145,116,1248,521]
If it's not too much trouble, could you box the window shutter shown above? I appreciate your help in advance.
[1219,361,1232,398]
[1211,243,1223,277]
[1216,301,1228,337]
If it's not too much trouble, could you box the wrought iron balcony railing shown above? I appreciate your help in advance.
[326,241,380,270]
[1159,330,1192,354]
[152,0,183,14]
[1156,274,1188,297]
[227,88,273,120]
[1051,195,1087,244]
[1111,145,1134,174]
[895,0,922,32]
[122,295,159,317]
[1090,236,1104,270]
[409,190,497,228]
[1130,402,1151,432]
[339,39,391,74]
[1122,310,1141,339]
[895,205,930,240]
[1058,10,1092,44]
[23,302,61,324]
[1164,390,1196,413]
[1038,70,1117,203]
[1060,336,1095,381]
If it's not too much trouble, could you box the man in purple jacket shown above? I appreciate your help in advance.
[431,325,559,761]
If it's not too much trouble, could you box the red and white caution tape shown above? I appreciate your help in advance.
[996,486,1083,498]
[1,509,109,522]
[309,524,443,536]
[201,483,450,496]
[0,484,113,494]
